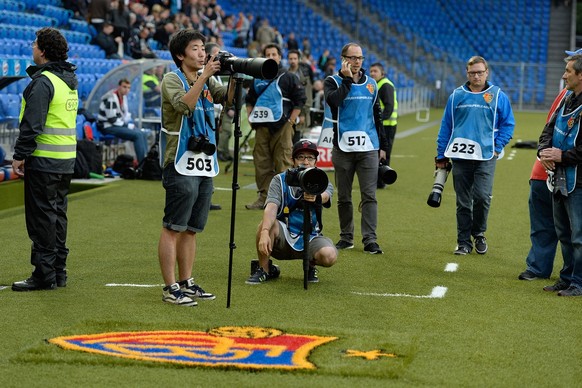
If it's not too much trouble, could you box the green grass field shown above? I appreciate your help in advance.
[1,109,581,387]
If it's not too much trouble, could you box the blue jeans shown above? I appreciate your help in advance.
[553,187,582,288]
[452,158,496,249]
[332,146,379,245]
[525,179,557,277]
[102,125,149,162]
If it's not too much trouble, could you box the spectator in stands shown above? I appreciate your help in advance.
[157,29,234,306]
[255,19,276,50]
[127,25,157,59]
[93,22,123,60]
[318,49,330,73]
[369,62,398,171]
[89,0,111,33]
[245,43,306,210]
[324,42,388,254]
[324,57,337,78]
[234,12,250,47]
[286,32,299,51]
[11,27,79,291]
[287,49,314,143]
[109,0,132,43]
[97,79,149,163]
[63,0,89,21]
[311,79,324,126]
[153,20,177,50]
[302,37,312,57]
[436,56,515,255]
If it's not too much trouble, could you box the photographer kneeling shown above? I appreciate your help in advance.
[246,140,338,284]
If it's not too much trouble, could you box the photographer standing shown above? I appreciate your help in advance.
[324,42,388,254]
[246,140,337,284]
[436,56,514,256]
[538,53,582,296]
[245,43,306,210]
[157,29,233,306]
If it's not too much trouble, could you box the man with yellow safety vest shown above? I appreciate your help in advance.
[369,62,398,183]
[11,27,79,291]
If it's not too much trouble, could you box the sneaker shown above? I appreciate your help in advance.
[557,285,582,296]
[179,278,216,300]
[246,267,270,284]
[56,271,67,287]
[474,236,488,254]
[335,240,354,250]
[12,277,56,291]
[162,283,197,306]
[518,270,545,281]
[543,280,570,292]
[209,203,222,211]
[308,266,319,283]
[245,198,265,210]
[269,262,281,279]
[364,242,383,254]
[453,246,471,255]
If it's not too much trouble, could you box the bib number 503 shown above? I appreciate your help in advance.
[451,142,475,154]
[186,158,212,171]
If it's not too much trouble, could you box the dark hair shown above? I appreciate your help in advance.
[287,49,301,59]
[205,42,220,56]
[36,27,68,62]
[169,29,206,68]
[118,78,131,85]
[370,62,385,75]
[262,43,281,57]
[565,53,582,74]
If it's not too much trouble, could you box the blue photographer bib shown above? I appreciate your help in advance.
[275,172,320,251]
[444,85,500,161]
[552,92,582,193]
[160,70,219,177]
[248,75,286,123]
[329,74,379,152]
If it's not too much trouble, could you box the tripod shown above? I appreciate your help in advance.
[226,74,247,308]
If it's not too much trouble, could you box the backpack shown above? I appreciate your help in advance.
[73,149,90,179]
[113,154,136,179]
[137,143,162,180]
[76,139,103,175]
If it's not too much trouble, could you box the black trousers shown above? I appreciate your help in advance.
[24,169,72,283]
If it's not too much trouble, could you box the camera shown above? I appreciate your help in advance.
[285,166,329,195]
[427,161,452,208]
[188,135,216,156]
[209,51,278,80]
[378,161,397,185]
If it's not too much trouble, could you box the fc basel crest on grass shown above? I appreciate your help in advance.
[49,326,337,370]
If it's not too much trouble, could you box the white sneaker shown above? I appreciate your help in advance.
[162,283,197,306]
[180,278,216,300]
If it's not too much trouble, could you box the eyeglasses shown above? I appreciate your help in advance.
[294,155,316,162]
[467,70,487,77]
[30,41,37,48]
[343,56,365,62]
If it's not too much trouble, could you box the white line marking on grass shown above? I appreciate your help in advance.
[0,286,7,291]
[352,286,448,299]
[105,283,164,287]
[444,263,459,272]
[395,120,441,139]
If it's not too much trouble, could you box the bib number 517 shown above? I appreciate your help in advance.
[347,136,366,146]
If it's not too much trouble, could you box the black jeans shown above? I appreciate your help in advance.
[24,169,72,283]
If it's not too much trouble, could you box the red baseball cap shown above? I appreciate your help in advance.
[292,140,319,158]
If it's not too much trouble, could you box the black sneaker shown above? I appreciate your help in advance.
[179,278,216,300]
[453,246,471,255]
[518,270,544,281]
[12,277,56,292]
[557,285,582,296]
[364,242,383,254]
[335,240,354,250]
[246,267,270,285]
[543,280,570,292]
[56,271,67,287]
[308,267,319,283]
[474,236,488,254]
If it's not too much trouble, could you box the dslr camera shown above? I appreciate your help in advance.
[427,159,452,208]
[208,51,278,79]
[378,160,397,185]
[188,135,216,156]
[551,165,568,197]
[285,166,329,195]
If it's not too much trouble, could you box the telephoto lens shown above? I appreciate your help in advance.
[427,168,450,207]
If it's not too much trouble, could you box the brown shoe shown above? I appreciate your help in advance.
[245,198,265,210]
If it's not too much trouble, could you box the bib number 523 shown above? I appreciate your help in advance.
[451,142,475,154]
